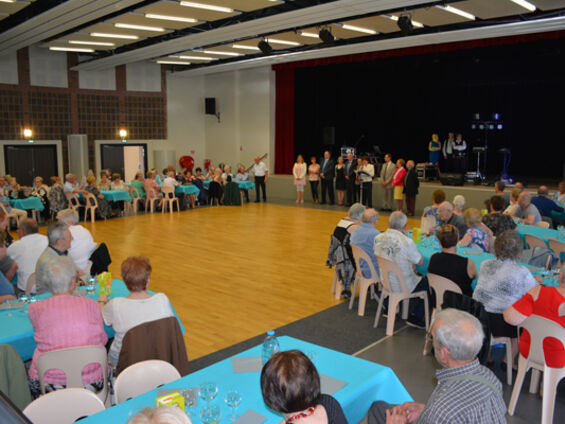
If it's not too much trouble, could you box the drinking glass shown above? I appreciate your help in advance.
[86,277,97,295]
[199,382,218,403]
[181,389,198,418]
[200,403,221,424]
[224,390,242,421]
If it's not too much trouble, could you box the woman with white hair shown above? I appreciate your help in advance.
[57,208,97,272]
[452,195,465,216]
[128,406,192,424]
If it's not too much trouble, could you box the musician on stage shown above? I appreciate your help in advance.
[453,133,467,173]
[442,132,455,171]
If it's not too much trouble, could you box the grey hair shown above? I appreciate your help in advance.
[389,211,407,230]
[47,222,68,246]
[438,201,454,213]
[494,230,523,261]
[538,186,549,196]
[56,208,79,225]
[433,309,484,361]
[348,203,366,221]
[362,208,379,224]
[45,256,76,294]
[407,160,415,167]
[64,173,75,182]
[452,195,465,210]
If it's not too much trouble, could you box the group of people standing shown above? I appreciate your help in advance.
[428,132,468,172]
[293,151,420,216]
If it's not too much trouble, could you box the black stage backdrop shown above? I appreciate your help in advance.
[294,38,565,180]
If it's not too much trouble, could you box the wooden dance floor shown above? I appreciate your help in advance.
[47,204,418,360]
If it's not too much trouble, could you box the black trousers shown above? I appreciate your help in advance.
[321,178,334,204]
[255,176,266,201]
[361,182,372,208]
[310,181,319,201]
[346,179,356,206]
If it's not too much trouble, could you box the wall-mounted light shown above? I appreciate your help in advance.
[119,129,127,143]
[23,128,34,143]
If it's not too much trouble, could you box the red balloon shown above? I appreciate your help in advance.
[179,155,194,170]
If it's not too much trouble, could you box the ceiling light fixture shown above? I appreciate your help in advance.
[91,33,139,39]
[69,40,115,46]
[266,38,300,46]
[201,50,241,56]
[436,5,475,20]
[176,55,214,60]
[156,60,191,65]
[179,1,233,13]
[383,15,424,28]
[145,13,197,23]
[341,24,377,35]
[115,23,165,32]
[49,46,95,53]
[0,0,16,3]
[510,0,536,12]
[300,31,319,38]
[232,44,260,51]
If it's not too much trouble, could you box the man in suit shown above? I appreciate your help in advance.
[320,151,335,205]
[380,153,395,211]
[345,152,357,206]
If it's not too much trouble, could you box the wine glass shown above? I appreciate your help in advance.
[181,389,198,418]
[200,403,221,424]
[199,381,218,403]
[224,390,242,421]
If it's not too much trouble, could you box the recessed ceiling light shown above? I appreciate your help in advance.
[510,0,536,12]
[69,40,115,46]
[300,32,319,38]
[91,33,139,39]
[266,38,300,46]
[179,1,233,13]
[115,23,165,32]
[201,50,241,56]
[436,5,475,20]
[145,13,197,23]
[232,44,260,51]
[0,0,16,3]
[49,47,95,53]
[176,55,214,60]
[341,24,377,35]
[156,60,191,65]
[382,15,424,29]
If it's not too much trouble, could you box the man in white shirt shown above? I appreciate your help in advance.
[252,156,268,203]
[442,132,455,171]
[7,219,48,293]
[162,171,179,188]
[359,156,375,208]
[373,211,430,328]
[57,208,97,272]
[379,154,395,211]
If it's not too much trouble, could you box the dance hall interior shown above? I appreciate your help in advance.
[1,1,565,424]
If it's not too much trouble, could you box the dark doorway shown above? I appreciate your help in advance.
[4,144,58,186]
[100,143,148,179]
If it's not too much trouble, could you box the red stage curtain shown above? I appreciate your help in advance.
[274,67,294,174]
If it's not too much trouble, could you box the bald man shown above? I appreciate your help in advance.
[516,192,541,225]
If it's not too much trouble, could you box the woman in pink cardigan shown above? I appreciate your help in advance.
[392,158,407,212]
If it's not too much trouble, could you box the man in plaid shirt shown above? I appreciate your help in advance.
[368,309,506,424]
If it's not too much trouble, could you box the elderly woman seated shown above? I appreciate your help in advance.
[458,208,493,253]
[261,350,347,424]
[421,189,446,221]
[452,195,465,216]
[57,208,97,273]
[102,256,173,368]
[482,195,517,236]
[84,176,112,219]
[473,230,540,362]
[427,225,477,297]
[27,255,108,398]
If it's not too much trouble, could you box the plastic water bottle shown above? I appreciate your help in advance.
[261,330,280,365]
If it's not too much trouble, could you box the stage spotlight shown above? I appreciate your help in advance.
[319,28,334,44]
[258,40,273,54]
[397,15,413,34]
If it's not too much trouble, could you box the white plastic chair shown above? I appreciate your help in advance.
[536,221,550,229]
[548,239,565,265]
[129,186,145,214]
[0,202,20,228]
[374,256,429,336]
[350,245,379,316]
[508,315,565,424]
[330,268,358,301]
[144,187,161,213]
[114,360,181,404]
[525,234,547,249]
[161,186,180,213]
[23,388,105,424]
[65,192,81,212]
[490,335,514,385]
[84,193,100,223]
[37,346,109,404]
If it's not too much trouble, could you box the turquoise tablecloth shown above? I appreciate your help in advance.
[102,190,132,202]
[516,223,562,247]
[9,197,44,212]
[0,280,184,361]
[203,180,255,190]
[175,185,200,196]
[79,336,411,424]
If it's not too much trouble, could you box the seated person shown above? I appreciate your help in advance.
[350,208,381,278]
[503,187,522,216]
[143,171,162,199]
[27,256,107,399]
[102,256,174,368]
[130,171,145,198]
[504,261,565,369]
[63,173,85,196]
[84,176,112,219]
[205,166,216,181]
[421,189,445,222]
[556,181,565,207]
[195,167,206,181]
[31,176,50,217]
[373,211,429,328]
[221,165,234,184]
[110,173,126,191]
[234,166,249,202]
[0,215,17,281]
[128,406,192,424]
[515,192,541,225]
[473,230,540,360]
[428,225,477,297]
[57,208,97,273]
[452,195,465,216]
[6,176,22,199]
[99,172,111,191]
[0,191,27,225]
[482,195,517,236]
[261,350,347,424]
[531,185,565,221]
[458,208,492,253]
[438,201,467,238]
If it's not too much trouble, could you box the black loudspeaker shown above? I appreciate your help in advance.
[205,98,216,115]
[397,16,413,35]
[319,28,334,44]
[258,40,273,54]
[440,173,465,186]
[323,127,335,145]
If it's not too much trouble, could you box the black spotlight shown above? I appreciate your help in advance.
[397,15,413,35]
[319,28,334,44]
[258,40,273,54]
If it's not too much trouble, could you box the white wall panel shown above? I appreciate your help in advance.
[79,68,116,90]
[126,61,161,92]
[29,46,68,88]
[0,52,18,84]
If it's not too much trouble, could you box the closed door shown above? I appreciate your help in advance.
[4,145,58,186]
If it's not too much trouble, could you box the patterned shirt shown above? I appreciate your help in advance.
[416,359,506,424]
[464,227,490,253]
[482,213,517,236]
